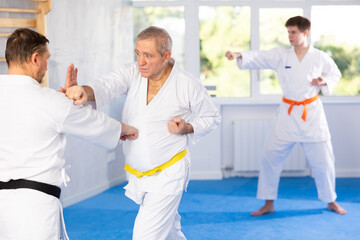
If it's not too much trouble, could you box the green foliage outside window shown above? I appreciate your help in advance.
[199,6,251,97]
[315,40,360,95]
[133,5,360,97]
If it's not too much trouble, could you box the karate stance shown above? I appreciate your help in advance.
[64,26,221,239]
[0,28,138,240]
[225,16,346,216]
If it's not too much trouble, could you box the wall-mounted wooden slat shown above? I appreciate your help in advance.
[0,33,11,37]
[0,18,36,28]
[0,8,40,13]
[0,0,51,87]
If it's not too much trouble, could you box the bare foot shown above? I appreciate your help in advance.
[251,200,275,217]
[328,202,347,215]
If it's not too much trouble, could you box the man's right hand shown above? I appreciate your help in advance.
[120,124,139,141]
[65,86,88,105]
[225,50,242,61]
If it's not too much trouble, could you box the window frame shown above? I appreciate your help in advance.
[132,0,360,100]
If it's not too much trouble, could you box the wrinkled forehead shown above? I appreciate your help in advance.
[135,38,158,52]
[136,37,156,46]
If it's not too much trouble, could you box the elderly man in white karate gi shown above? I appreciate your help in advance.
[64,26,221,239]
[0,28,138,240]
[226,16,346,216]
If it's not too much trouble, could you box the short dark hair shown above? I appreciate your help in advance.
[285,16,311,32]
[136,26,172,56]
[5,28,49,67]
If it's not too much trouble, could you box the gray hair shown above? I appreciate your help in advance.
[136,26,172,56]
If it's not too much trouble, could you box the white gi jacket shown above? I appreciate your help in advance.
[237,45,341,142]
[0,75,122,239]
[88,60,221,172]
[88,60,220,203]
[0,75,122,186]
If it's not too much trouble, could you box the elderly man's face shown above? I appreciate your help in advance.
[135,38,169,80]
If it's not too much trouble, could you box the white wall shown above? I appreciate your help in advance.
[213,98,360,178]
[189,104,222,180]
[324,100,360,177]
[44,0,133,207]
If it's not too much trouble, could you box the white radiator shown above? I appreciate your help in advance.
[233,119,307,172]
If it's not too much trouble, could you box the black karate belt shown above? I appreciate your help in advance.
[0,179,61,199]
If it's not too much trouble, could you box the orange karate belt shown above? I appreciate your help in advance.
[282,94,319,121]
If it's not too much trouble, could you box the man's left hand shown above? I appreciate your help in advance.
[311,77,327,86]
[60,64,78,93]
[168,117,193,134]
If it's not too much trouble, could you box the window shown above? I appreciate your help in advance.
[199,6,251,97]
[132,0,360,98]
[312,5,360,96]
[259,8,303,95]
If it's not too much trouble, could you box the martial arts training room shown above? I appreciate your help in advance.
[1,0,360,239]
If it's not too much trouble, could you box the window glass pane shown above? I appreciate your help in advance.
[133,7,185,68]
[259,8,303,95]
[199,6,251,97]
[312,5,360,96]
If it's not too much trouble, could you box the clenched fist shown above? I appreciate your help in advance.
[168,117,193,134]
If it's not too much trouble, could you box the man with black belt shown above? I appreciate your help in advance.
[0,28,138,239]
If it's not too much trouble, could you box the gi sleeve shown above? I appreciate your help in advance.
[237,47,283,71]
[187,79,221,144]
[87,63,137,108]
[62,104,122,149]
[319,52,341,96]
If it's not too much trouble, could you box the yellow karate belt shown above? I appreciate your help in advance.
[124,148,188,178]
[282,94,319,121]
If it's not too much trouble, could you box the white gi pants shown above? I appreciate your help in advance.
[257,130,337,203]
[133,192,186,240]
[0,188,68,240]
[125,155,190,240]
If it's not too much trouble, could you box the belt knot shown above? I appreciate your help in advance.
[282,94,319,121]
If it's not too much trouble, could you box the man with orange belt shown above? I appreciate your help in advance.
[64,26,221,239]
[225,16,346,216]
